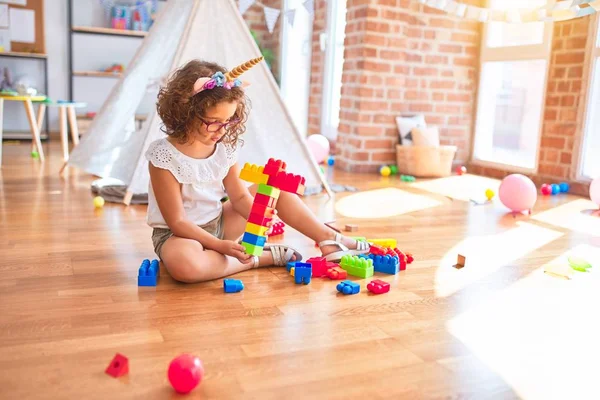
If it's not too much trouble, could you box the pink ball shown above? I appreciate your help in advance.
[498,174,537,213]
[591,178,600,206]
[306,134,330,164]
[168,354,204,394]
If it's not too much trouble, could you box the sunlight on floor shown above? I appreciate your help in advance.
[334,188,442,218]
[532,199,600,236]
[434,222,563,298]
[411,174,501,202]
[447,244,600,400]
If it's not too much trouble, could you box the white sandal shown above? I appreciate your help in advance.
[318,232,370,262]
[263,243,303,266]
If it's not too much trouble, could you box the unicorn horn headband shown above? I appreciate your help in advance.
[192,56,263,96]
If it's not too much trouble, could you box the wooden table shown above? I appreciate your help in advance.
[37,101,87,162]
[0,95,47,165]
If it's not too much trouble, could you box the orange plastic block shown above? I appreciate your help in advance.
[263,158,287,177]
[326,266,347,280]
[105,353,129,378]
[267,171,306,195]
[239,163,269,185]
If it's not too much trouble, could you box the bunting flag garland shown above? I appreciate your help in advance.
[263,6,281,33]
[239,0,255,15]
[303,0,315,19]
[285,9,296,27]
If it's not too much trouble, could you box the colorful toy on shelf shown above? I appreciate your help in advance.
[239,158,305,257]
[105,64,124,73]
[138,259,159,286]
[336,280,360,295]
[340,255,374,279]
[367,279,390,294]
[105,353,129,378]
[223,279,244,293]
[379,165,391,177]
[168,354,204,394]
[293,262,312,284]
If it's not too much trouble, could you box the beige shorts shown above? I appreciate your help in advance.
[151,212,225,260]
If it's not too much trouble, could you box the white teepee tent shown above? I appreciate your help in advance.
[66,0,331,204]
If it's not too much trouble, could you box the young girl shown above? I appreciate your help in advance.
[145,58,369,283]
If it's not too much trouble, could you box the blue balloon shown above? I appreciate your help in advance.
[559,182,570,193]
[551,184,560,195]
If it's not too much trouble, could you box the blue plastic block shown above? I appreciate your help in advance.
[286,261,297,272]
[336,280,360,295]
[371,254,399,275]
[224,278,244,293]
[294,262,312,285]
[242,232,266,247]
[138,259,159,286]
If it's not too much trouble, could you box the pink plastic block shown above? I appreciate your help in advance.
[307,256,327,277]
[105,353,129,378]
[367,279,390,294]
[263,158,287,177]
[267,221,285,237]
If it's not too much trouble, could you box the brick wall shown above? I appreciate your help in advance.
[336,0,482,172]
[243,0,282,80]
[307,0,328,136]
[469,16,592,197]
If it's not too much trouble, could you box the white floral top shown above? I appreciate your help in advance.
[145,138,239,229]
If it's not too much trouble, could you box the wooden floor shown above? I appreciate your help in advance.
[1,141,599,400]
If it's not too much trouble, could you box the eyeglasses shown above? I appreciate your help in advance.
[198,117,240,132]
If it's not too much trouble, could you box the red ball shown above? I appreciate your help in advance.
[456,166,467,175]
[540,184,552,196]
[168,354,204,394]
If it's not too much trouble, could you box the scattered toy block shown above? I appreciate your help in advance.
[370,254,399,275]
[367,279,390,294]
[245,222,269,237]
[241,242,263,256]
[105,353,129,377]
[293,262,312,284]
[406,253,414,264]
[247,212,273,227]
[224,278,244,293]
[326,266,347,280]
[369,245,387,256]
[250,203,275,219]
[241,232,266,247]
[257,183,281,199]
[267,171,306,195]
[340,255,374,279]
[336,280,360,295]
[263,158,287,176]
[287,261,297,272]
[344,224,358,232]
[239,163,270,185]
[254,193,278,208]
[306,256,328,277]
[454,254,465,269]
[267,221,285,237]
[368,238,397,248]
[138,259,159,286]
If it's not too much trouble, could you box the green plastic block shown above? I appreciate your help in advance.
[242,242,263,256]
[568,256,592,272]
[351,236,367,242]
[257,183,281,199]
[340,255,374,279]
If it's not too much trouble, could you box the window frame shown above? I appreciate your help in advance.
[471,2,554,173]
[576,13,600,181]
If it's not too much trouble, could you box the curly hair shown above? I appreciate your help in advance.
[156,60,250,147]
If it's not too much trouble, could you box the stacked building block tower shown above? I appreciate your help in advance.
[239,158,306,256]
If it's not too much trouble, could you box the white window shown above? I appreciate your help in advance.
[472,0,553,170]
[580,15,600,179]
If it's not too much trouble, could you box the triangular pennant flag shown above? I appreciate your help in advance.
[239,0,255,15]
[263,6,281,33]
[303,0,315,18]
[285,9,296,27]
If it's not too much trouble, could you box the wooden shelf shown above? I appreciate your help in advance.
[77,113,147,121]
[0,51,47,59]
[73,71,123,78]
[72,26,148,37]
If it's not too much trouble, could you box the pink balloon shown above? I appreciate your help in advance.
[306,134,330,164]
[498,174,537,213]
[590,178,600,206]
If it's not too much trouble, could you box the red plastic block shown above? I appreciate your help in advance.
[267,171,306,195]
[263,158,287,177]
[267,221,285,237]
[406,252,414,264]
[369,245,387,256]
[251,202,275,218]
[254,193,277,208]
[367,279,390,294]
[326,266,347,280]
[307,256,327,277]
[105,353,129,378]
[248,212,273,227]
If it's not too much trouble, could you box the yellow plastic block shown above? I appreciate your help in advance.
[239,163,269,185]
[245,222,268,237]
[367,238,397,248]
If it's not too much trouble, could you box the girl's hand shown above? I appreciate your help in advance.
[217,240,254,264]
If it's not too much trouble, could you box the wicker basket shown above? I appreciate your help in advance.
[396,145,457,177]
